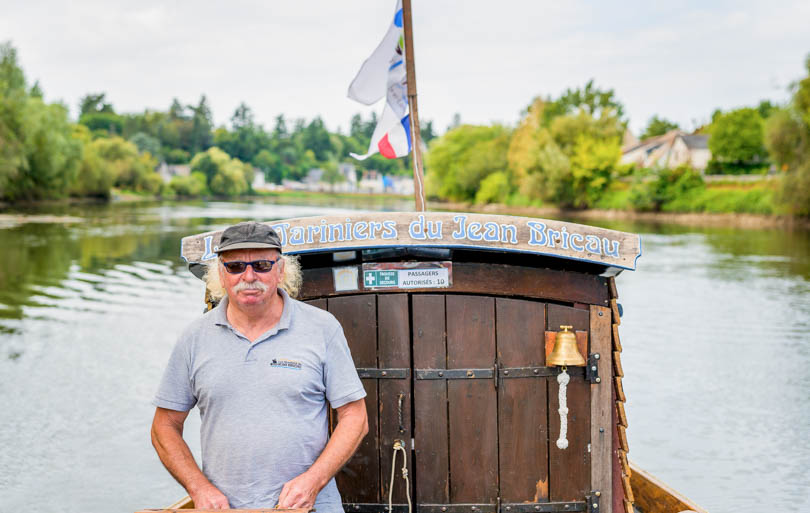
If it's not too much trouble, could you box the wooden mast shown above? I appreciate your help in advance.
[402,0,427,211]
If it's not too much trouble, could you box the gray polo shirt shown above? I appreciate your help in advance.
[153,288,366,510]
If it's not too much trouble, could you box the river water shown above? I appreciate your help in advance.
[0,198,808,513]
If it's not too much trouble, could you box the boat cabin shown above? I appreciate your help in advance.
[178,212,645,513]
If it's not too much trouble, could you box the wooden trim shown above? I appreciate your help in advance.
[621,474,635,503]
[616,401,628,428]
[613,351,624,377]
[617,425,629,453]
[614,376,626,403]
[609,299,621,326]
[589,305,612,507]
[180,212,642,271]
[611,325,622,352]
[629,461,708,513]
[618,450,630,477]
[300,263,609,305]
[607,276,619,300]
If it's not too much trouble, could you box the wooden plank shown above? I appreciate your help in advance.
[615,376,626,403]
[496,298,548,503]
[447,295,498,503]
[613,351,624,377]
[589,305,612,507]
[610,299,621,326]
[300,263,609,306]
[377,294,412,503]
[328,295,379,503]
[180,213,642,271]
[616,401,628,428]
[617,425,629,453]
[622,474,635,503]
[612,324,622,352]
[546,304,590,502]
[607,276,618,300]
[619,450,630,477]
[612,386,625,513]
[304,298,327,310]
[629,461,708,513]
[412,294,450,504]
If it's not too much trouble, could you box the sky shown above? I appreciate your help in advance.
[2,0,810,136]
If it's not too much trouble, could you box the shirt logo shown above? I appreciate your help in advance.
[270,358,303,370]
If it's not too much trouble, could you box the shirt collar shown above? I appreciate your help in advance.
[212,288,293,335]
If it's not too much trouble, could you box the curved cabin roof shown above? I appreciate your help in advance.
[181,212,641,277]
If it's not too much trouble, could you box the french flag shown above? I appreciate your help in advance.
[348,0,412,161]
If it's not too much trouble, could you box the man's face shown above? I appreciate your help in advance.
[218,248,284,310]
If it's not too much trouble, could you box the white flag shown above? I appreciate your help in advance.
[348,0,412,160]
[347,0,404,105]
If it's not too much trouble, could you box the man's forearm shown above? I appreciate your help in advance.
[151,420,211,494]
[308,402,369,487]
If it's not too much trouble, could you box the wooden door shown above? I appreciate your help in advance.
[325,294,413,508]
[313,294,592,511]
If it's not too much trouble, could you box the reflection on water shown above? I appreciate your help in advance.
[0,199,808,513]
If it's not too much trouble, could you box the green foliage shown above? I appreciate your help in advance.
[69,125,115,198]
[629,165,705,212]
[130,132,161,158]
[569,136,622,208]
[191,147,252,197]
[170,171,208,197]
[708,108,768,173]
[92,136,162,194]
[0,43,82,201]
[640,115,679,139]
[425,124,511,202]
[474,171,511,204]
[540,79,625,126]
[165,148,190,164]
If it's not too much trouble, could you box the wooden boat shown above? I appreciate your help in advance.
[148,211,706,513]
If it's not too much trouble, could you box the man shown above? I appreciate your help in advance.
[151,221,368,510]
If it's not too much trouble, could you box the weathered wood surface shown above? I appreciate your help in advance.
[327,295,380,503]
[180,212,641,271]
[589,305,612,508]
[630,461,707,513]
[299,263,609,306]
[546,304,590,502]
[496,298,548,502]
[447,295,498,503]
[377,294,412,503]
[412,294,450,503]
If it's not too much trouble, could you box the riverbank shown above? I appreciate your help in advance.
[3,189,807,230]
[431,200,810,230]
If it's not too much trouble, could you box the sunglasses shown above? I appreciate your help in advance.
[221,257,281,274]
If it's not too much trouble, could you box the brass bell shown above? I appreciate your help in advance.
[547,325,585,367]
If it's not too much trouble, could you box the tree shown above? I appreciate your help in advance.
[640,115,679,139]
[425,124,511,202]
[770,54,810,215]
[189,95,213,154]
[541,79,625,126]
[321,162,345,192]
[130,132,161,158]
[0,43,81,201]
[708,108,768,173]
[79,93,114,117]
[190,147,252,197]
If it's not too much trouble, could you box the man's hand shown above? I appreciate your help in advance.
[190,482,230,509]
[277,470,325,509]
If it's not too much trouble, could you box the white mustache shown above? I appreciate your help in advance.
[233,280,269,294]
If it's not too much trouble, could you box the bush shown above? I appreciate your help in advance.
[170,171,208,197]
[629,165,705,212]
[474,171,511,204]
